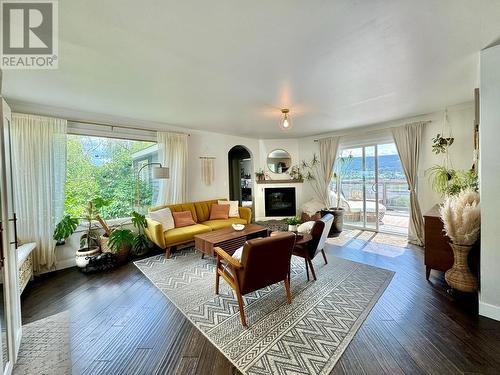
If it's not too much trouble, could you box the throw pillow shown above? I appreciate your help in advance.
[218,200,240,218]
[148,208,175,231]
[232,245,244,261]
[210,204,230,220]
[297,221,315,234]
[300,211,321,223]
[172,211,196,228]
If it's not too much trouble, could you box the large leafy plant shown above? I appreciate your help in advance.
[130,211,151,255]
[107,211,151,255]
[53,197,112,250]
[301,153,353,209]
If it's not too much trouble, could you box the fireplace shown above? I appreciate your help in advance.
[264,187,296,217]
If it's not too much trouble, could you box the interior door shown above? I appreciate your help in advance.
[0,97,22,374]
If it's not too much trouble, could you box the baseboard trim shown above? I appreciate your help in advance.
[479,300,500,321]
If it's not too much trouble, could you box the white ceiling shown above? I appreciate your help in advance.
[4,0,500,138]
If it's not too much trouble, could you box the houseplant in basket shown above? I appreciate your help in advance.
[440,189,481,292]
[53,197,112,268]
[103,211,151,263]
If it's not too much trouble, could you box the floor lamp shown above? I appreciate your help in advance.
[135,162,170,211]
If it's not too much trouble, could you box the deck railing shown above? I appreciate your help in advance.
[336,179,410,212]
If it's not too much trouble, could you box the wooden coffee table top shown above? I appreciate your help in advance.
[194,224,268,256]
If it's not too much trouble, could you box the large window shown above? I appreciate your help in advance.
[65,134,159,219]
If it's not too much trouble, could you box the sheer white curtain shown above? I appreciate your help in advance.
[391,121,426,246]
[156,132,188,205]
[11,113,67,273]
[318,136,340,208]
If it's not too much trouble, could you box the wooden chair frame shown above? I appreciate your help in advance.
[214,246,291,327]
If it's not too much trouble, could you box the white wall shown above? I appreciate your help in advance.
[297,102,475,214]
[187,130,259,202]
[479,44,500,321]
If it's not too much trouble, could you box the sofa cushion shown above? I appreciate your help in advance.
[172,211,196,228]
[210,204,230,220]
[218,200,240,218]
[148,207,175,231]
[201,218,247,231]
[151,203,198,222]
[164,224,212,245]
[194,200,219,223]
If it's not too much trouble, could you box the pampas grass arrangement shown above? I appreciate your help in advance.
[440,188,480,292]
[440,189,481,245]
[440,189,480,245]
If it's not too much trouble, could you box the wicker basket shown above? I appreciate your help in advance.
[445,243,478,292]
[100,235,130,264]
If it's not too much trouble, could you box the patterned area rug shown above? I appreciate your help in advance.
[13,311,71,375]
[135,248,393,375]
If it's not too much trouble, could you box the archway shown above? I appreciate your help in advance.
[228,145,253,213]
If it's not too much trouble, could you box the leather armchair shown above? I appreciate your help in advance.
[214,232,296,327]
[293,213,333,281]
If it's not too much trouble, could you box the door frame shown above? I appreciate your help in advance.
[0,97,22,374]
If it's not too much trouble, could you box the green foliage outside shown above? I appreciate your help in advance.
[65,135,156,219]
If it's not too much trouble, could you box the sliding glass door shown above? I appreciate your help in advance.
[337,142,409,235]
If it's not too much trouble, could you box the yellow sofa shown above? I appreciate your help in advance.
[145,199,252,257]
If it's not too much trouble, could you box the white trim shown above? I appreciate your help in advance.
[479,300,500,321]
[68,121,157,142]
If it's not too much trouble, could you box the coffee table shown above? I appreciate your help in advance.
[194,224,268,258]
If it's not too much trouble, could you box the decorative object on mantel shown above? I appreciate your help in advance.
[287,164,304,181]
[440,189,481,293]
[255,169,265,181]
[284,216,300,232]
[200,156,215,186]
[279,108,291,130]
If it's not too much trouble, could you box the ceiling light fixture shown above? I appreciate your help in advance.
[279,108,291,130]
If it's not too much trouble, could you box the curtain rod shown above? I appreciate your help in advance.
[313,120,432,142]
[66,118,191,136]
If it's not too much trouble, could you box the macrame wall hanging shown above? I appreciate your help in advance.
[200,157,215,186]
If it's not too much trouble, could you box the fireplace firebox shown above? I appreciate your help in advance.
[264,187,296,217]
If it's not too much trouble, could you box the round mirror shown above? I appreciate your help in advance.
[267,149,291,174]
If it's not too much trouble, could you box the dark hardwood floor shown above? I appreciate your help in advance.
[21,234,500,374]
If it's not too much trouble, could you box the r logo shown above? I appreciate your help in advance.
[2,2,53,54]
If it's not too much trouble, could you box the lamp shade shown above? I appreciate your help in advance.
[152,166,170,179]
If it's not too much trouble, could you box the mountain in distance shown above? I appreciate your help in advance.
[342,154,406,180]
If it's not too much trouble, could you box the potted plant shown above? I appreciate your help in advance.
[427,166,478,196]
[53,197,113,268]
[130,211,151,256]
[284,217,300,232]
[107,228,134,264]
[431,133,454,154]
[255,169,265,181]
[440,189,480,292]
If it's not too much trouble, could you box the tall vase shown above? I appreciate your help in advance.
[445,243,478,292]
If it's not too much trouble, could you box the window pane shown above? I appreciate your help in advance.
[65,135,157,219]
